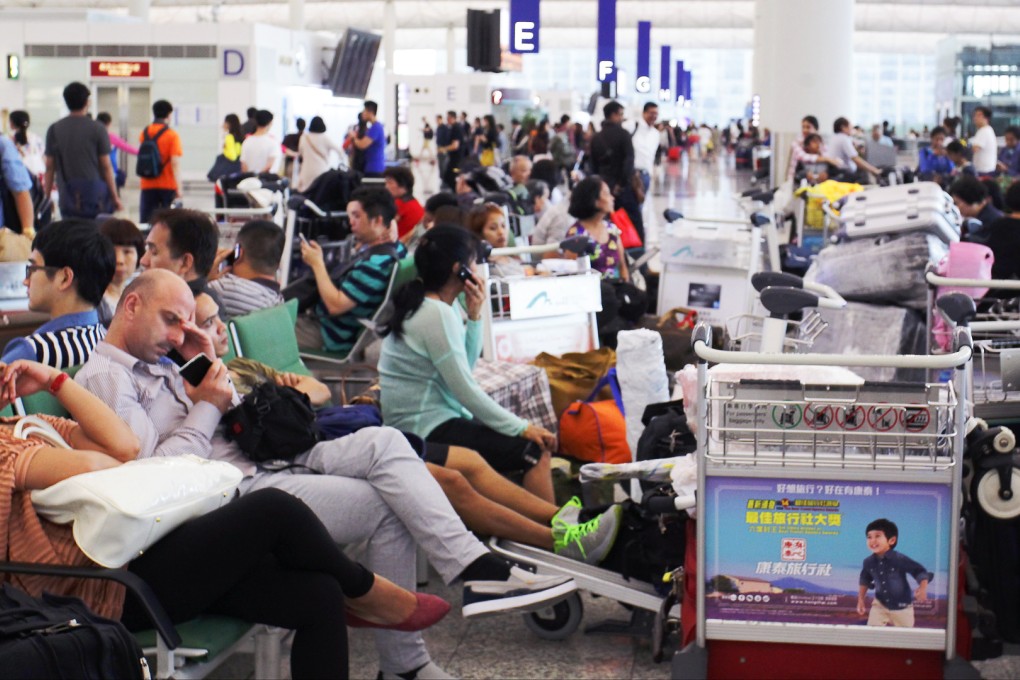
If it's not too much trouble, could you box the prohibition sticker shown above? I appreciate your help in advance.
[770,404,802,429]
[805,404,834,430]
[835,405,866,431]
[867,404,899,432]
[901,407,932,432]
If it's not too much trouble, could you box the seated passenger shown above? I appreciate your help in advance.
[139,207,225,312]
[917,126,954,182]
[983,181,1020,281]
[998,126,1020,177]
[795,134,838,185]
[78,269,575,678]
[383,166,425,244]
[1,220,114,368]
[467,203,532,278]
[378,226,558,503]
[403,192,460,253]
[561,175,629,281]
[951,175,1003,243]
[294,187,403,355]
[194,290,619,563]
[207,219,285,318]
[946,140,976,178]
[97,218,144,326]
[0,360,448,680]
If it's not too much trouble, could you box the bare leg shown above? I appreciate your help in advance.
[444,446,559,523]
[427,463,554,550]
[522,450,555,505]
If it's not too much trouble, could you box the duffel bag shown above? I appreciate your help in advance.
[558,371,629,464]
[532,347,616,418]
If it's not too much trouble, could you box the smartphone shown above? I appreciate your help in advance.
[299,232,310,246]
[221,243,241,271]
[457,265,475,285]
[178,353,214,387]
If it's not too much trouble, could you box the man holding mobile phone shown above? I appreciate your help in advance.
[207,220,286,319]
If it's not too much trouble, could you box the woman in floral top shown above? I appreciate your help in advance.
[562,175,630,281]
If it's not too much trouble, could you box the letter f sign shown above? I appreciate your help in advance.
[599,60,614,81]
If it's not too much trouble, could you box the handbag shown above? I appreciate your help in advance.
[609,208,643,249]
[480,148,496,167]
[206,154,241,182]
[222,381,320,462]
[30,451,242,568]
[558,372,630,465]
[532,348,616,418]
[638,307,700,372]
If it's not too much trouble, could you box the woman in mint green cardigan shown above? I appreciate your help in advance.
[378,226,557,502]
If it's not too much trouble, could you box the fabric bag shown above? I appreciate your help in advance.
[0,584,147,680]
[30,452,242,568]
[532,347,616,418]
[638,307,699,372]
[609,208,643,249]
[558,372,630,465]
[222,381,320,462]
[480,148,496,167]
[206,153,241,182]
[315,403,383,440]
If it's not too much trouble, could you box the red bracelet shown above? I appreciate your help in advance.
[48,372,70,395]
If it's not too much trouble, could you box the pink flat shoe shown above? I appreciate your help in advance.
[346,593,451,632]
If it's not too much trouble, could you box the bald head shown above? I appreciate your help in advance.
[510,155,532,185]
[107,270,196,363]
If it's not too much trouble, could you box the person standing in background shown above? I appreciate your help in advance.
[8,111,45,181]
[222,114,244,163]
[241,107,259,138]
[240,110,280,175]
[349,101,386,178]
[969,107,998,176]
[282,117,306,183]
[96,112,139,194]
[138,100,182,224]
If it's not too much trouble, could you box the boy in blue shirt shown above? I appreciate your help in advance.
[857,518,932,627]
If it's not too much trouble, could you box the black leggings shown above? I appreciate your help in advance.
[121,489,374,680]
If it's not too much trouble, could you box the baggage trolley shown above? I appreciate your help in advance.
[673,317,975,679]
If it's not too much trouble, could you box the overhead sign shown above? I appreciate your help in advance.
[659,46,671,102]
[6,54,20,80]
[676,60,685,102]
[596,0,616,82]
[635,21,651,93]
[89,59,151,79]
[509,0,540,54]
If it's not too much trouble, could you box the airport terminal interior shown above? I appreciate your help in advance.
[2,0,1020,678]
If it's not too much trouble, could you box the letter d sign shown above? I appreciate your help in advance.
[223,48,245,77]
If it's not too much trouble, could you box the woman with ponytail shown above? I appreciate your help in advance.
[378,225,558,503]
[8,110,45,179]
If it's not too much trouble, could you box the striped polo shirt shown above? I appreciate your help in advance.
[316,243,400,354]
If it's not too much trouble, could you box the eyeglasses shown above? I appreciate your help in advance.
[25,263,59,278]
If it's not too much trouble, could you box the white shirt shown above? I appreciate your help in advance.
[240,134,281,174]
[970,124,998,174]
[631,119,660,172]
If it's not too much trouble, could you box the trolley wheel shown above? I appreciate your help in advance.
[976,469,1020,519]
[522,592,583,640]
[994,428,1016,454]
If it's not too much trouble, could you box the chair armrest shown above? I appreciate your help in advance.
[0,561,182,649]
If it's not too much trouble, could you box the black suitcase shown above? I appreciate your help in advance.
[0,584,147,679]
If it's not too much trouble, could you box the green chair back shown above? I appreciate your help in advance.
[393,256,418,291]
[229,299,310,376]
[18,365,83,418]
[0,403,14,418]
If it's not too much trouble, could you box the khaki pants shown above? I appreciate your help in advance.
[867,599,915,627]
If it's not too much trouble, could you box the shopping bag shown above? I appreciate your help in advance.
[610,208,643,248]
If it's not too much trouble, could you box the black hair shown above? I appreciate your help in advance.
[99,218,145,260]
[949,175,987,205]
[32,219,115,307]
[9,110,30,146]
[431,205,465,228]
[1005,126,1020,139]
[975,106,992,122]
[364,100,379,115]
[382,225,480,339]
[152,99,173,119]
[865,518,898,548]
[96,112,112,126]
[308,116,326,133]
[224,113,243,140]
[424,192,459,214]
[383,165,415,194]
[802,115,819,130]
[150,208,220,278]
[63,82,91,111]
[603,100,624,119]
[526,179,549,201]
[569,175,607,220]
[946,140,967,157]
[246,107,258,119]
[803,133,822,148]
[530,159,560,189]
[296,117,306,132]
[447,110,457,119]
[929,126,947,138]
[483,114,497,131]
[833,117,849,134]
[254,109,274,128]
[559,114,571,125]
[349,187,397,225]
[982,179,1005,211]
[1005,181,1020,213]
[643,102,658,113]
[237,219,285,274]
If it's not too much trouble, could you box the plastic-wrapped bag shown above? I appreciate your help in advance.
[616,329,670,459]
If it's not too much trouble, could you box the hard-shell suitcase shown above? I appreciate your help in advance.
[837,182,961,244]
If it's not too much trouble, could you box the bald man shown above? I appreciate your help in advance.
[76,270,576,680]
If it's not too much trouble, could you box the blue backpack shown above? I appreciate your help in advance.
[136,125,168,178]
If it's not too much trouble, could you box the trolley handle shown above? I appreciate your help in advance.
[752,273,846,310]
[925,271,1020,290]
[691,321,972,369]
[821,201,840,221]
[490,235,596,258]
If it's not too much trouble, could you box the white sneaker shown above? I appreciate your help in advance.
[462,566,577,618]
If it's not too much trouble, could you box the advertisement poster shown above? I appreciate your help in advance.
[705,477,950,630]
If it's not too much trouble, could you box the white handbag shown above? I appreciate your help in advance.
[30,434,243,568]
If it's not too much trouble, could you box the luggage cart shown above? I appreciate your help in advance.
[674,320,975,679]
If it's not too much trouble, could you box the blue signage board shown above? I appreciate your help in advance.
[659,46,671,101]
[510,0,541,54]
[597,0,617,82]
[635,21,651,93]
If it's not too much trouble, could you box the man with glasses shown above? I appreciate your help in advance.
[0,219,115,368]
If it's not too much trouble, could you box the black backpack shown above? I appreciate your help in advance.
[1,169,52,234]
[636,400,697,462]
[222,381,321,462]
[136,125,168,179]
[0,583,147,679]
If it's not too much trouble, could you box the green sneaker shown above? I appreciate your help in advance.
[551,497,583,530]
[553,504,623,565]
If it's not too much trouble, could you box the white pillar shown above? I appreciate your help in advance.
[289,0,305,30]
[127,0,150,22]
[446,24,456,75]
[753,0,854,177]
[382,0,397,159]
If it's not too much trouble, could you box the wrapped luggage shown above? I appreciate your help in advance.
[811,301,927,382]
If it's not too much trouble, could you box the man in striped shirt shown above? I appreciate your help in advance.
[294,187,401,355]
[1,219,114,368]
[207,219,285,319]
